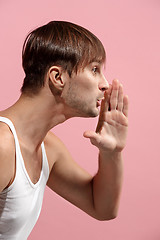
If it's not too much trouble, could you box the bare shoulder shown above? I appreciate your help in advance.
[44,130,67,158]
[44,130,90,179]
[44,130,65,152]
[44,130,70,171]
[0,123,16,192]
[0,122,15,156]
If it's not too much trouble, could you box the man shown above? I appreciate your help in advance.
[0,21,128,239]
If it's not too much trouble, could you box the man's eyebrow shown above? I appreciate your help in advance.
[86,61,104,69]
[90,62,101,66]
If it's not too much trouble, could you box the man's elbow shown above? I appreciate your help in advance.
[96,214,117,221]
[94,211,118,221]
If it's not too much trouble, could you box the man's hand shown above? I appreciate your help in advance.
[84,79,129,153]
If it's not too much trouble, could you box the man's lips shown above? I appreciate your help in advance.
[97,97,104,107]
[97,100,101,107]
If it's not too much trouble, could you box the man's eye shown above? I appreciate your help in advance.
[92,67,98,73]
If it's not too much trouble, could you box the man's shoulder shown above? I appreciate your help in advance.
[0,122,15,152]
[44,130,70,165]
[44,130,66,154]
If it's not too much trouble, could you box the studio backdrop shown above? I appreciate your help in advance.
[0,0,160,239]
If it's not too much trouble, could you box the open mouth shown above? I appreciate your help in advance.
[97,97,104,107]
[97,100,101,107]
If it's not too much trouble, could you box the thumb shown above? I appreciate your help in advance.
[83,130,97,139]
[83,131,101,147]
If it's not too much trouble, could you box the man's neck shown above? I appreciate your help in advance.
[0,91,69,151]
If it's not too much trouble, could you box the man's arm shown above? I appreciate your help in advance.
[46,79,128,220]
[83,79,128,219]
[46,134,98,219]
[91,151,123,220]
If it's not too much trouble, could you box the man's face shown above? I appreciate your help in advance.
[61,62,109,118]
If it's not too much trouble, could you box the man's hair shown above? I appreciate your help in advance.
[21,21,106,94]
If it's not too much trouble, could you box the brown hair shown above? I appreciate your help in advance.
[21,21,106,94]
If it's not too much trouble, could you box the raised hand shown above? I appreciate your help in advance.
[83,79,129,153]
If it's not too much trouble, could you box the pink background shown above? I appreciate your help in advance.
[0,0,160,239]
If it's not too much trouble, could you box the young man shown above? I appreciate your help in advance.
[0,21,128,239]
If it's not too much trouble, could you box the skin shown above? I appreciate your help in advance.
[0,61,128,221]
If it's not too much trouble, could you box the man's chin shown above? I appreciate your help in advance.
[81,107,100,118]
[69,105,100,118]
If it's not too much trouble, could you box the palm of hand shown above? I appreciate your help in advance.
[95,109,128,152]
[84,79,129,153]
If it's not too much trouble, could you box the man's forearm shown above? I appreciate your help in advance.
[92,151,123,220]
[83,79,128,220]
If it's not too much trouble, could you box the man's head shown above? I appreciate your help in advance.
[21,21,106,95]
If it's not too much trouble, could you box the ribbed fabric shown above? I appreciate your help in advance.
[0,117,49,240]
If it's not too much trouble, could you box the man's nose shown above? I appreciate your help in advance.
[99,76,109,92]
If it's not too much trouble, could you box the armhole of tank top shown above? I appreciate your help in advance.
[0,117,50,192]
[0,117,19,193]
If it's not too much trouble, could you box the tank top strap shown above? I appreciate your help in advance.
[0,116,50,184]
[0,116,21,154]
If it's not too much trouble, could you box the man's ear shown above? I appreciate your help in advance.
[48,66,66,90]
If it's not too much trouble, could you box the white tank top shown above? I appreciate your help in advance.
[0,117,50,239]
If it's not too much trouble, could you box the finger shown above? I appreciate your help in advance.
[100,93,109,112]
[96,93,109,133]
[96,119,103,133]
[100,89,110,112]
[107,84,112,111]
[117,84,123,111]
[107,84,112,98]
[83,130,97,139]
[103,84,112,111]
[122,95,129,117]
[110,79,119,110]
[98,85,111,118]
[83,131,101,146]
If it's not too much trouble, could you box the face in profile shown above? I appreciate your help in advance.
[61,62,109,118]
